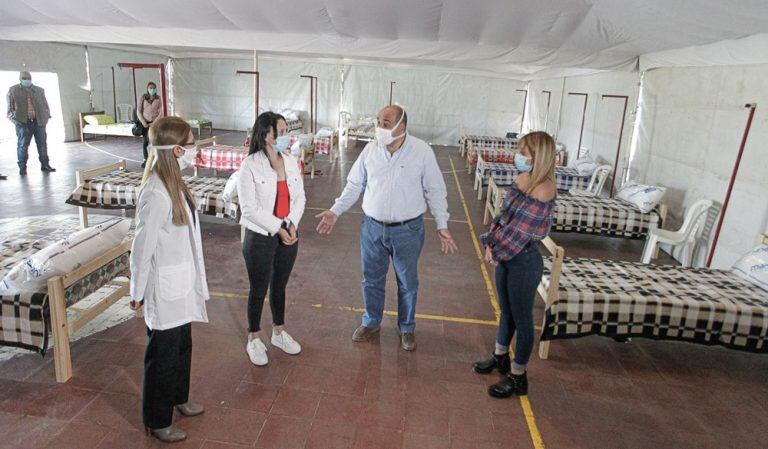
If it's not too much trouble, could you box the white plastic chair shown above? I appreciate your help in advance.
[641,199,713,267]
[116,104,134,123]
[569,164,611,197]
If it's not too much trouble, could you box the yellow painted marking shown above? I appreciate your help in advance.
[304,206,469,224]
[520,395,546,449]
[310,304,498,326]
[447,157,500,321]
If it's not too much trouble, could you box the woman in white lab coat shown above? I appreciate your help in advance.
[238,111,305,366]
[130,116,208,444]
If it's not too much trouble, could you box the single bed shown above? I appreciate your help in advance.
[79,111,136,142]
[474,156,593,199]
[484,176,667,239]
[465,146,515,173]
[186,118,214,136]
[459,135,518,158]
[65,160,240,228]
[0,215,132,382]
[535,235,768,358]
[193,138,250,176]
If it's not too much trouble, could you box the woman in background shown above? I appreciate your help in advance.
[130,116,208,443]
[137,81,163,167]
[238,111,305,366]
[473,131,557,398]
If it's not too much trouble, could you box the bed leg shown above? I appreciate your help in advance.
[240,225,246,243]
[79,207,89,229]
[538,340,550,360]
[477,183,484,200]
[48,277,72,383]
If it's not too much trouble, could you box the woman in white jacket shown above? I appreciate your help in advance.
[130,116,208,443]
[238,112,305,366]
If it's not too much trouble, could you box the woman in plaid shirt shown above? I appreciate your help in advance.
[474,131,557,398]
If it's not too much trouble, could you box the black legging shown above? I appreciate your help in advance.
[242,228,298,332]
[141,122,152,162]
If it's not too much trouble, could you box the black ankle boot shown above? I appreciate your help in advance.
[473,353,511,375]
[488,372,528,398]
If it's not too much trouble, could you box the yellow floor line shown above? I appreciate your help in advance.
[309,304,498,326]
[447,156,546,449]
[304,206,469,224]
[447,157,500,321]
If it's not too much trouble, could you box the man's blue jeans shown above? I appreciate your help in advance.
[16,119,49,169]
[360,215,425,333]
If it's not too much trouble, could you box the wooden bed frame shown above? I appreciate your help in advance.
[192,136,217,177]
[76,160,129,229]
[536,233,768,360]
[536,236,566,359]
[79,111,135,143]
[48,239,132,382]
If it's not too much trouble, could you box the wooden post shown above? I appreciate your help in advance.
[48,277,72,382]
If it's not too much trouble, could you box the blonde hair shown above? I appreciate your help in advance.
[147,117,195,226]
[518,131,556,196]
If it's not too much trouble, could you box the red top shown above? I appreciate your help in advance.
[274,180,290,219]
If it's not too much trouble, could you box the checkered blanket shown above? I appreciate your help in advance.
[287,119,303,133]
[476,162,516,186]
[460,135,518,154]
[540,257,768,353]
[66,170,240,220]
[467,147,515,166]
[490,190,659,238]
[196,145,248,171]
[0,215,131,354]
[484,167,591,192]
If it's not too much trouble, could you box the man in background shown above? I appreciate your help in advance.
[6,71,56,175]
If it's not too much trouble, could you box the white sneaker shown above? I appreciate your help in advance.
[246,337,268,366]
[271,330,302,355]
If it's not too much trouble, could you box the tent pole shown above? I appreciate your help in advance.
[706,103,758,268]
[568,92,588,159]
[301,75,315,133]
[159,64,167,116]
[131,68,137,110]
[111,67,117,119]
[236,70,260,122]
[542,90,552,132]
[389,81,396,105]
[601,95,629,197]
[516,89,528,133]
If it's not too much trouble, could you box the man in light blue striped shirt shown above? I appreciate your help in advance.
[316,105,457,351]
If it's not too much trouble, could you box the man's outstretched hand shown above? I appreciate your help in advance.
[315,210,338,234]
[438,229,458,254]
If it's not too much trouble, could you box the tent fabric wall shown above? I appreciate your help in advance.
[172,57,342,132]
[528,72,639,183]
[0,40,89,141]
[629,64,768,269]
[88,47,167,123]
[343,65,526,145]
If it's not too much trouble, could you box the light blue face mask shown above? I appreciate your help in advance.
[20,79,32,87]
[515,153,533,173]
[274,134,291,152]
[148,88,157,95]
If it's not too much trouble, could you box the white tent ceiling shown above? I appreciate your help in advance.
[2,1,768,79]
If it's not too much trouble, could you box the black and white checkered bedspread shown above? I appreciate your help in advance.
[66,170,240,220]
[553,195,660,238]
[540,257,768,352]
[0,215,130,354]
[460,135,518,153]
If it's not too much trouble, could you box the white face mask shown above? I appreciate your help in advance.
[375,112,406,146]
[150,144,197,170]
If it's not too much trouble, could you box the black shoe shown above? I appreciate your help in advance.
[41,165,56,172]
[488,372,528,398]
[473,353,510,375]
[0,174,7,180]
[141,161,147,169]
[19,168,27,176]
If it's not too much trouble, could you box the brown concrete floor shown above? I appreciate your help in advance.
[0,132,767,449]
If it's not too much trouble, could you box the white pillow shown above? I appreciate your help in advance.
[0,218,130,293]
[573,155,598,176]
[731,244,768,292]
[616,182,666,213]
[222,171,239,202]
